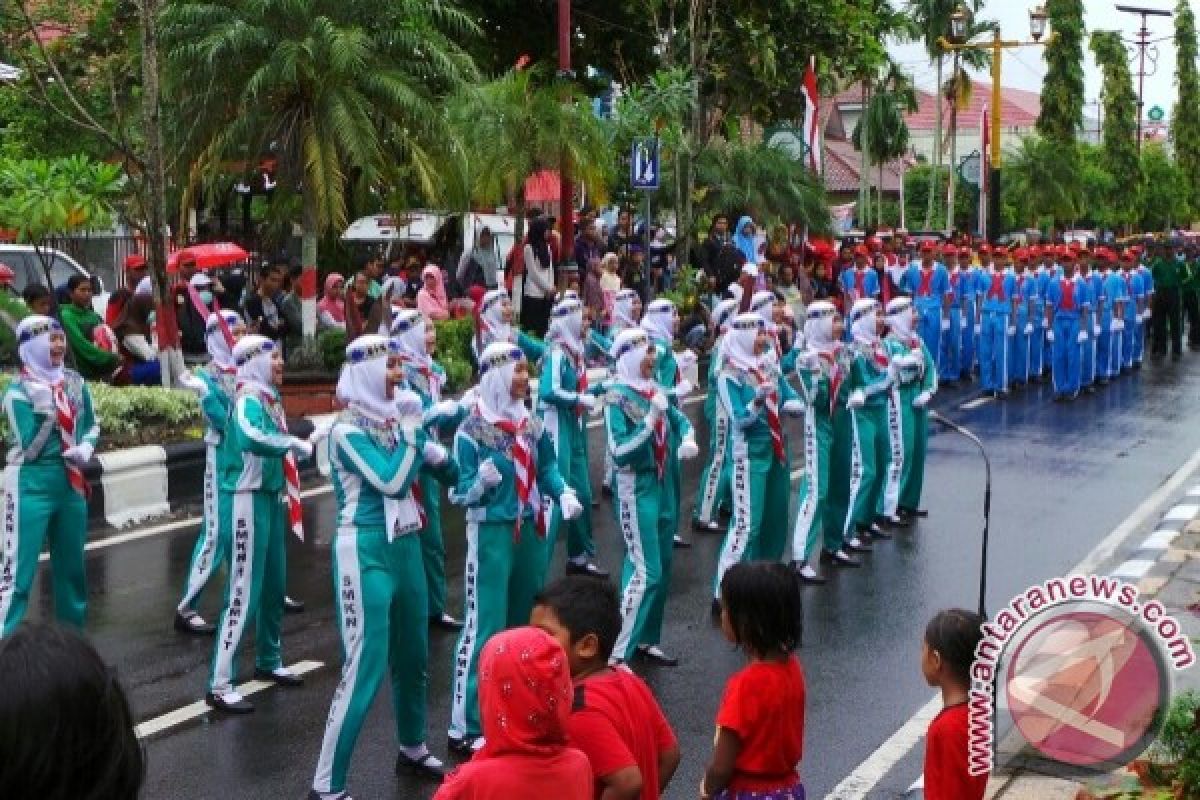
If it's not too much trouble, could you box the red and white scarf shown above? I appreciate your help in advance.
[26,372,90,499]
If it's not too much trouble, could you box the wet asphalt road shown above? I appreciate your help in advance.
[18,353,1200,800]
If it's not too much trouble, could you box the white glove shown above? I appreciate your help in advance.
[1024,323,1034,336]
[290,438,314,460]
[1006,325,1016,336]
[62,442,94,465]
[432,400,461,419]
[395,390,425,429]
[1046,329,1056,343]
[559,490,583,520]
[178,371,209,397]
[675,379,695,398]
[846,389,866,410]
[1077,330,1089,344]
[1142,309,1152,322]
[973,323,982,336]
[913,390,933,409]
[781,398,805,416]
[422,440,448,466]
[754,383,773,402]
[793,350,819,371]
[649,392,669,413]
[576,393,597,412]
[308,420,333,445]
[940,317,950,332]
[477,458,502,488]
[1113,319,1125,332]
[677,439,700,460]
[24,383,53,412]
[675,349,698,370]
[459,386,480,408]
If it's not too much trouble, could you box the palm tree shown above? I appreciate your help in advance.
[444,68,613,245]
[162,0,478,337]
[1004,135,1081,228]
[854,64,920,227]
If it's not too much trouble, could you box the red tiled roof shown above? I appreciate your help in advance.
[827,79,1040,134]
[822,139,915,193]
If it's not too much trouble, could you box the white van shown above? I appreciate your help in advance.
[342,210,517,273]
[0,245,109,314]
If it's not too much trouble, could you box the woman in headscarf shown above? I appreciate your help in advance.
[179,272,219,359]
[417,264,450,321]
[310,335,451,797]
[390,310,467,632]
[881,296,937,525]
[456,227,500,292]
[317,273,347,332]
[823,298,894,563]
[446,342,582,755]
[0,315,100,635]
[520,218,556,338]
[470,288,544,366]
[205,335,329,714]
[732,216,762,271]
[434,627,592,800]
[539,296,606,579]
[605,328,698,666]
[690,295,741,533]
[591,287,644,497]
[789,302,861,584]
[709,312,804,612]
[112,278,162,386]
[173,310,247,635]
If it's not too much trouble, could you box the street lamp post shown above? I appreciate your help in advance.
[1115,5,1173,155]
[940,5,1052,242]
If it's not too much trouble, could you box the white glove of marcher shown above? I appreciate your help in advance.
[974,323,982,336]
[432,399,461,419]
[793,350,820,371]
[1024,323,1034,336]
[754,383,773,402]
[846,389,866,410]
[478,458,502,488]
[1046,329,1056,343]
[395,389,425,429]
[178,371,209,398]
[675,379,695,398]
[308,420,333,445]
[1006,325,1016,336]
[940,317,951,332]
[24,383,54,413]
[650,392,669,413]
[674,349,698,370]
[913,390,933,409]
[422,440,448,466]
[62,442,94,466]
[1077,330,1089,344]
[290,438,314,460]
[576,393,597,412]
[1143,309,1152,322]
[677,439,700,460]
[459,386,480,408]
[559,490,583,520]
[781,398,805,416]
[1113,318,1125,332]
[1093,324,1102,337]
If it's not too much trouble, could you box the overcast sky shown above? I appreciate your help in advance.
[889,0,1182,130]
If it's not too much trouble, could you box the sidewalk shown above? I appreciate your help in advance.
[986,489,1200,800]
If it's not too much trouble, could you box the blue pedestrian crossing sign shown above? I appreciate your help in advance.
[631,138,660,191]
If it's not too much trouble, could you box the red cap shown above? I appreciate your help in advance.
[1060,249,1076,262]
[958,246,971,257]
[979,243,992,254]
[1028,245,1041,257]
[853,244,869,257]
[866,236,882,251]
[920,240,935,252]
[124,253,147,271]
[1120,250,1136,263]
[0,263,14,285]
[1069,241,1083,251]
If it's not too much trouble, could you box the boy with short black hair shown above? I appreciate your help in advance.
[531,577,681,800]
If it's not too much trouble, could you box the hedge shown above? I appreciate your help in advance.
[318,317,476,394]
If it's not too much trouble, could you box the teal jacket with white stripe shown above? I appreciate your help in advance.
[3,371,98,468]
[219,390,294,493]
[604,384,693,475]
[329,412,427,531]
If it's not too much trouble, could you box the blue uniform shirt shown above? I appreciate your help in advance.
[901,263,952,311]
[980,269,1016,314]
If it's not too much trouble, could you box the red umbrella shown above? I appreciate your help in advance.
[167,242,250,273]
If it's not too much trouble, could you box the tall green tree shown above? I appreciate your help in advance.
[1140,143,1190,230]
[162,0,478,339]
[1034,0,1086,221]
[853,63,918,229]
[1171,0,1200,218]
[1090,31,1142,229]
[1005,136,1081,228]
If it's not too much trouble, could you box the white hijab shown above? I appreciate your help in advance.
[390,309,431,367]
[611,328,656,394]
[233,335,277,395]
[206,310,243,371]
[725,313,764,372]
[336,335,396,421]
[612,289,640,331]
[750,290,776,330]
[641,298,676,343]
[478,288,514,346]
[849,298,880,347]
[712,298,739,334]
[477,341,528,425]
[885,297,917,340]
[804,301,840,353]
[17,315,65,385]
[546,296,584,359]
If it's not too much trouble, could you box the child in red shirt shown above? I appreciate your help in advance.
[531,576,681,800]
[434,627,593,800]
[921,608,988,800]
[702,562,806,800]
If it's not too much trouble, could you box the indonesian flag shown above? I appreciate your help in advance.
[979,104,989,237]
[802,57,822,174]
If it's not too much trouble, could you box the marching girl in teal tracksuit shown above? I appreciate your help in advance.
[606,328,699,666]
[389,309,466,631]
[471,288,545,365]
[446,341,582,754]
[174,309,246,635]
[598,288,642,495]
[0,315,99,637]
[641,299,697,550]
[205,335,329,713]
[692,296,741,533]
[790,302,862,583]
[711,312,804,610]
[310,336,452,798]
[826,299,895,555]
[880,297,937,523]
[539,295,607,577]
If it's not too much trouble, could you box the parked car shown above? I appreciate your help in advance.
[0,244,108,314]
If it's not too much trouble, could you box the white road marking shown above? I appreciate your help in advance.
[1110,559,1155,580]
[1187,485,1200,497]
[1164,504,1199,521]
[134,659,324,739]
[1140,529,1180,550]
[959,396,993,410]
[825,441,1200,799]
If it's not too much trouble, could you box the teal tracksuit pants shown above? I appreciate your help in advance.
[713,437,792,597]
[312,528,428,794]
[0,464,88,635]
[693,401,731,526]
[209,490,287,693]
[611,468,673,662]
[791,411,842,562]
[178,443,229,613]
[544,407,595,563]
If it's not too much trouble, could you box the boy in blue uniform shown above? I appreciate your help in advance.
[978,251,1017,398]
[1080,251,1104,391]
[939,247,967,385]
[839,245,881,317]
[1098,249,1128,383]
[1119,251,1145,370]
[1009,249,1036,388]
[901,241,952,368]
[1045,252,1092,402]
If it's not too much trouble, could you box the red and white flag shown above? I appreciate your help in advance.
[979,104,990,237]
[802,57,822,174]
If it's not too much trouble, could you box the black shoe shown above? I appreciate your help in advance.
[430,613,464,632]
[845,537,873,553]
[826,549,862,567]
[1084,385,1096,394]
[692,518,722,534]
[718,506,732,521]
[672,535,692,549]
[900,507,929,518]
[881,513,912,528]
[284,596,305,614]
[307,791,353,800]
[997,390,1010,399]
[794,563,827,584]
[941,379,959,389]
[447,735,484,757]
[396,751,446,780]
[205,691,254,714]
[253,667,305,687]
[565,561,609,578]
[711,598,723,618]
[601,484,613,498]
[174,610,215,636]
[636,645,679,667]
[867,523,892,540]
